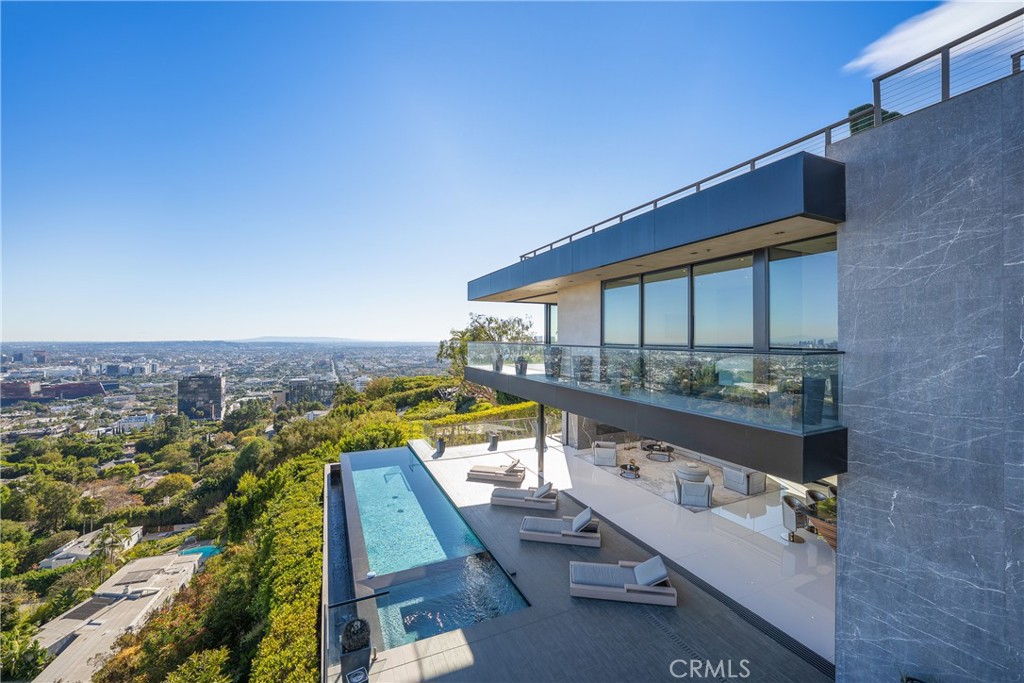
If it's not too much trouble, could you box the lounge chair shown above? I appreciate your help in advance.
[519,507,601,547]
[490,481,558,510]
[569,555,677,606]
[467,458,526,484]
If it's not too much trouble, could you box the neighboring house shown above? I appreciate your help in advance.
[39,526,144,569]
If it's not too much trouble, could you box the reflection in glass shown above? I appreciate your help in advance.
[770,236,837,348]
[548,304,559,344]
[643,268,688,346]
[603,277,640,345]
[693,255,753,347]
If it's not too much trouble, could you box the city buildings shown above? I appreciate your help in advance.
[286,376,337,405]
[464,14,1022,682]
[176,374,227,420]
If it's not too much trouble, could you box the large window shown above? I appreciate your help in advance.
[602,277,640,345]
[693,255,753,347]
[547,304,559,344]
[769,236,838,348]
[643,267,688,346]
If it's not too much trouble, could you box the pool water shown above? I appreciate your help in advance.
[179,545,221,559]
[347,447,527,650]
[350,451,483,575]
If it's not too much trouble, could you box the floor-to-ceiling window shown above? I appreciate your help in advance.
[547,304,559,344]
[693,255,753,347]
[602,277,640,345]
[643,267,688,346]
[769,236,838,348]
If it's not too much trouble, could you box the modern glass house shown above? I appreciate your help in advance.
[464,11,1023,683]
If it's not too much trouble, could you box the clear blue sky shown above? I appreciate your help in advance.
[2,1,939,342]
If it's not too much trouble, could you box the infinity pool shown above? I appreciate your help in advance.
[347,447,527,649]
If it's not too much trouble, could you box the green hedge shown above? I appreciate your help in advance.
[248,445,335,683]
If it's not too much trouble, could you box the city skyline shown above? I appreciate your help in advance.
[1,1,1001,341]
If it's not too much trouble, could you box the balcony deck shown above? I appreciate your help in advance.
[467,342,847,482]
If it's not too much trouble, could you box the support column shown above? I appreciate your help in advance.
[536,403,546,476]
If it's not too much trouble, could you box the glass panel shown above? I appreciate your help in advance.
[693,255,753,347]
[603,277,640,346]
[549,304,558,344]
[770,236,838,348]
[465,341,843,434]
[643,268,688,346]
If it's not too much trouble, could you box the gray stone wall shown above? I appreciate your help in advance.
[828,75,1023,682]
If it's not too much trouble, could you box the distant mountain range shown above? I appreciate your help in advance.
[234,336,433,345]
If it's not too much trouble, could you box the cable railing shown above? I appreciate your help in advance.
[520,9,1024,262]
[872,8,1023,125]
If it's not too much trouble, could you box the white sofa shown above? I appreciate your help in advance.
[593,441,617,466]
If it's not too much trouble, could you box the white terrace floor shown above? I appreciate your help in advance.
[418,436,836,663]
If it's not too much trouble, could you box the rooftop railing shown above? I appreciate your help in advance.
[872,8,1023,125]
[520,9,1024,262]
[468,341,843,435]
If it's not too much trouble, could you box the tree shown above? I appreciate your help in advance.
[78,495,106,533]
[34,480,80,533]
[94,521,132,566]
[1,623,50,680]
[233,439,272,479]
[9,438,48,463]
[166,648,231,683]
[148,473,194,503]
[437,313,534,379]
[222,399,271,435]
[332,382,360,407]
[437,313,534,402]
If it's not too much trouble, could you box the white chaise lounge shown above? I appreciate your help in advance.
[519,507,601,547]
[467,458,526,484]
[490,482,558,510]
[569,555,677,606]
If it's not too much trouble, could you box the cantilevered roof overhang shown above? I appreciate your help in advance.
[469,152,845,303]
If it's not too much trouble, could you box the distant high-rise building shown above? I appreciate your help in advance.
[353,375,372,392]
[11,353,24,362]
[177,374,226,420]
[33,350,47,364]
[286,377,337,406]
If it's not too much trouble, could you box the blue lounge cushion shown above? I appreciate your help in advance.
[633,555,669,586]
[533,482,553,498]
[572,507,593,533]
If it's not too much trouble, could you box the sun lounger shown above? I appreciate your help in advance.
[569,555,677,606]
[467,458,526,484]
[519,507,601,547]
[490,482,558,510]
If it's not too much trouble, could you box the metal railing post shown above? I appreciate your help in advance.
[872,80,882,127]
[940,48,951,100]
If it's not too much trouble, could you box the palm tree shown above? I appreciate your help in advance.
[93,521,131,577]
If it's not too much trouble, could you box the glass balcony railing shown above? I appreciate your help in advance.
[467,342,842,435]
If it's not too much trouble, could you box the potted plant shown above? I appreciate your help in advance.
[543,346,562,378]
[812,497,837,552]
[515,355,528,375]
[340,616,372,676]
